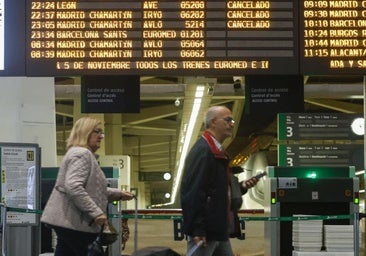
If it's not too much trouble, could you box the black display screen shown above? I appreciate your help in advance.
[2,0,362,76]
[25,0,299,76]
[300,0,366,74]
[81,75,140,113]
[0,0,26,76]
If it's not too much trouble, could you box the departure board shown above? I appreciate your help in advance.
[300,0,366,74]
[26,0,298,76]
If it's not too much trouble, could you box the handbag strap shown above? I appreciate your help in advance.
[99,223,105,235]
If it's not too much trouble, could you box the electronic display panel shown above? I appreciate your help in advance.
[0,0,4,70]
[0,0,26,76]
[26,0,299,76]
[300,0,366,74]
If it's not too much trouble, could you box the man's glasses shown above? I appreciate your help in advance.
[93,129,105,136]
[222,117,235,124]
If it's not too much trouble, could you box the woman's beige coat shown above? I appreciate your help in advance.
[41,146,122,233]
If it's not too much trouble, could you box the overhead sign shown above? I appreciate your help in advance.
[278,113,363,140]
[300,0,366,74]
[244,75,304,115]
[0,0,364,76]
[25,0,299,75]
[278,144,364,169]
[0,0,4,70]
[0,0,26,76]
[81,75,140,113]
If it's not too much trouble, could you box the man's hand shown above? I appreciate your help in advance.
[242,176,259,189]
[193,236,207,246]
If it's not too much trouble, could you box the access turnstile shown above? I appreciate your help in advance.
[264,167,359,256]
[106,178,123,256]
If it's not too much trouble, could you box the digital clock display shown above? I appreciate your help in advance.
[26,0,299,76]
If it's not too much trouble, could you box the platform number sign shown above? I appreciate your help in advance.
[278,113,363,140]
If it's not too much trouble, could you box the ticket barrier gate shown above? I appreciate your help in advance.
[264,167,359,256]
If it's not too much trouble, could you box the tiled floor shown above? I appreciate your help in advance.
[121,218,365,256]
[122,218,264,256]
[32,217,366,256]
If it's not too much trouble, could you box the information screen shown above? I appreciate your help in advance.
[277,113,363,140]
[0,0,26,76]
[0,0,4,70]
[26,0,299,76]
[278,144,363,168]
[300,0,366,74]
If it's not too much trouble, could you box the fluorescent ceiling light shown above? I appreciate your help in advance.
[154,85,205,207]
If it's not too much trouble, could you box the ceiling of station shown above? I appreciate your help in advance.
[54,75,364,206]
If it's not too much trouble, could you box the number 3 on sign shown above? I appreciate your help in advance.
[286,126,293,137]
[286,157,293,166]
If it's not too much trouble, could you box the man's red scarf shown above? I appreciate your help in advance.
[201,131,228,160]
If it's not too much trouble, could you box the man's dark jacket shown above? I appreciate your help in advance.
[180,131,247,241]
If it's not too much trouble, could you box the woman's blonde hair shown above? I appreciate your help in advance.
[66,117,102,150]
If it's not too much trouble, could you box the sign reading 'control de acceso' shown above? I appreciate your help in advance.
[81,75,140,113]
